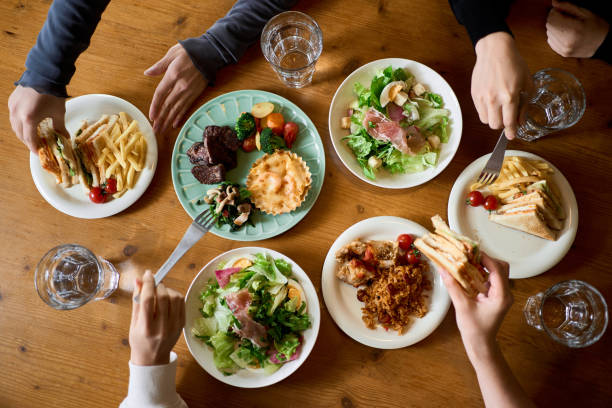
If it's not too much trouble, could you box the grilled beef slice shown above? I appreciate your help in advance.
[191,163,225,184]
[186,142,208,165]
[203,130,237,170]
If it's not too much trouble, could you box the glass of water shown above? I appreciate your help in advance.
[261,11,323,88]
[524,280,608,348]
[35,244,119,310]
[517,68,586,141]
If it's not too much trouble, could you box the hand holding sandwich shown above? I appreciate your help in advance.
[439,253,512,359]
[8,86,67,153]
[441,254,535,408]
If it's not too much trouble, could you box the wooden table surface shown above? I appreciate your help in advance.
[1,0,611,407]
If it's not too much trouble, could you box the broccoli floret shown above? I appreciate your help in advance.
[260,128,286,154]
[235,112,256,141]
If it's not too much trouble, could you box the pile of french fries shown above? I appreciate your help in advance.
[94,112,147,199]
[470,156,557,203]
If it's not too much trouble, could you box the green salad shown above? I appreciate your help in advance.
[340,66,451,179]
[192,253,311,375]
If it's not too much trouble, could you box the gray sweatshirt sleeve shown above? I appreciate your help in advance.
[180,0,297,85]
[15,0,110,97]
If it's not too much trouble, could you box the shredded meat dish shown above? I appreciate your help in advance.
[336,239,430,334]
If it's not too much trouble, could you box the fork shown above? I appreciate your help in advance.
[477,130,508,186]
[134,209,215,301]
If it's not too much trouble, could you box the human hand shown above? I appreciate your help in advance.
[129,270,185,366]
[439,253,513,362]
[145,43,208,136]
[8,86,67,153]
[546,0,610,58]
[473,32,532,140]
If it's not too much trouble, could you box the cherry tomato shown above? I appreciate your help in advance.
[466,190,484,207]
[254,117,262,133]
[104,178,117,194]
[362,245,376,266]
[264,112,285,135]
[242,135,257,152]
[484,195,499,211]
[89,187,106,204]
[397,234,414,250]
[283,122,299,148]
[406,251,419,265]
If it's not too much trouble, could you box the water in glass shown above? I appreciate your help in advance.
[261,11,323,88]
[35,244,119,310]
[517,68,586,141]
[524,280,608,348]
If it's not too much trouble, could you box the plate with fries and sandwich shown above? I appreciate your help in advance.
[448,150,578,279]
[30,94,157,219]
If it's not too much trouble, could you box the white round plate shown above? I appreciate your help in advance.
[321,216,450,349]
[29,94,158,218]
[448,150,579,279]
[328,58,462,189]
[184,247,321,388]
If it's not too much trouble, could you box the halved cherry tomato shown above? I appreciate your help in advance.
[484,195,499,211]
[242,135,257,152]
[283,122,299,148]
[104,178,117,194]
[362,245,376,266]
[264,112,285,135]
[466,191,484,207]
[397,234,414,250]
[406,251,419,265]
[89,187,106,203]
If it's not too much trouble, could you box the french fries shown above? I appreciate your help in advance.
[80,112,148,199]
[470,156,557,203]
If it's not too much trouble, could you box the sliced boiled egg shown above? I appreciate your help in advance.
[287,278,307,312]
[379,81,407,107]
[231,257,253,269]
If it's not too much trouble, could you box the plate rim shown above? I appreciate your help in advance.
[29,93,158,219]
[171,89,326,241]
[183,246,321,388]
[327,57,463,189]
[447,149,579,279]
[321,216,451,349]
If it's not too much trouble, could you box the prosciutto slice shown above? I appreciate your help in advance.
[225,289,268,348]
[215,267,242,288]
[362,108,426,156]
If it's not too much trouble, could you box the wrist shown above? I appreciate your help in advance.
[475,31,515,56]
[130,351,170,366]
[462,333,500,365]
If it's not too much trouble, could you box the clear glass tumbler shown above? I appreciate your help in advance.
[524,280,608,348]
[261,11,323,88]
[35,244,119,310]
[517,68,586,141]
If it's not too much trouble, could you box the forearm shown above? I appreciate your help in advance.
[448,0,514,46]
[180,0,297,84]
[120,352,187,408]
[468,341,535,408]
[15,0,110,97]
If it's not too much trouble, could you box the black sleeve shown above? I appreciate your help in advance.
[180,0,297,85]
[448,0,514,46]
[15,0,110,98]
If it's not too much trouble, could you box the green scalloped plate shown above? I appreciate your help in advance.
[171,90,325,241]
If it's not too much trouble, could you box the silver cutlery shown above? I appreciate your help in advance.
[477,130,508,186]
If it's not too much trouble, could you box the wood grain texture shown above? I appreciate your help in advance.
[1,0,611,407]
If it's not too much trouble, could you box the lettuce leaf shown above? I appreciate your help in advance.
[353,82,371,108]
[209,332,238,374]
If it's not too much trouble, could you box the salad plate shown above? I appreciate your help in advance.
[321,216,451,349]
[328,58,462,189]
[172,90,325,241]
[184,247,320,388]
[30,94,158,218]
[448,150,579,279]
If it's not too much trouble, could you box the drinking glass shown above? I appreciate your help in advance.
[35,244,119,310]
[517,68,586,141]
[261,11,323,88]
[524,280,608,348]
